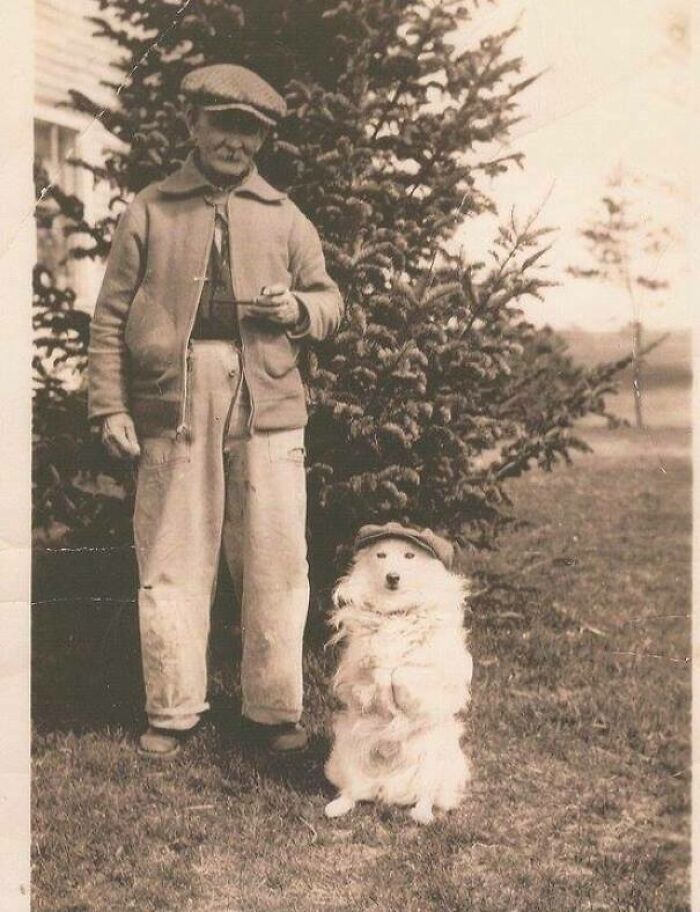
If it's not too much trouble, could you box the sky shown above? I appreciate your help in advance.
[452,0,692,330]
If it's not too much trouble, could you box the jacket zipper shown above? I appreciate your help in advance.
[243,341,255,434]
[224,193,255,434]
[223,349,245,448]
[176,212,216,439]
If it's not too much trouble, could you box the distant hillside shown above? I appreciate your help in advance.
[560,328,691,387]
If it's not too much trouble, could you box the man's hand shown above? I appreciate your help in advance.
[102,412,141,460]
[245,284,302,327]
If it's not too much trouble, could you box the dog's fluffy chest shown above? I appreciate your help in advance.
[369,616,428,660]
[344,610,453,670]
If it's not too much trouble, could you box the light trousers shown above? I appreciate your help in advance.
[133,341,310,731]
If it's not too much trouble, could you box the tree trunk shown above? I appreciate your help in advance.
[631,320,644,429]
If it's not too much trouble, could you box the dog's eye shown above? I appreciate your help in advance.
[405,552,415,559]
[376,552,386,559]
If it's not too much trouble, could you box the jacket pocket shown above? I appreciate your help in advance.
[261,334,299,378]
[124,287,147,350]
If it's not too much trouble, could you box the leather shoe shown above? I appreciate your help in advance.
[138,725,196,759]
[240,718,308,753]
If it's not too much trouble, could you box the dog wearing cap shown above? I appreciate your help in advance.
[324,523,473,825]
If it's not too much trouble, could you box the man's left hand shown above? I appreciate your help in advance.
[246,284,301,327]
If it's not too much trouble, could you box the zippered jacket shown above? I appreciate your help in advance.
[87,155,343,437]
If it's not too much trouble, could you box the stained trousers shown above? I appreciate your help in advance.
[133,341,310,731]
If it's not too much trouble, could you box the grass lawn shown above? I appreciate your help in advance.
[32,400,691,910]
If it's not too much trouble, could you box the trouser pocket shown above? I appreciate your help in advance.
[266,427,306,464]
[138,436,191,471]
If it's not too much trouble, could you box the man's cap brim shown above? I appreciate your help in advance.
[197,101,277,126]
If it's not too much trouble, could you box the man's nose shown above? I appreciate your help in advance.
[386,571,400,587]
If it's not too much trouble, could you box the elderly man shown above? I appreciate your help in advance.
[88,64,343,757]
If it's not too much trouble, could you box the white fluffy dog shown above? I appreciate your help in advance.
[324,525,473,825]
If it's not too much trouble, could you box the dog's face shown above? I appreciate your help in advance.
[343,538,444,611]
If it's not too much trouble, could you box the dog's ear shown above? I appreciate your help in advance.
[331,582,348,610]
[461,585,473,619]
[450,537,468,574]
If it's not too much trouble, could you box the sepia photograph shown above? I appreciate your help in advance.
[5,0,694,908]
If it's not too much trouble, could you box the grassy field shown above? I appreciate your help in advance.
[32,368,691,911]
[562,327,691,430]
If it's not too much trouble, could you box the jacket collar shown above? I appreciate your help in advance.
[157,154,286,203]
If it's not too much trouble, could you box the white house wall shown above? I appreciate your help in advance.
[35,0,123,311]
[35,0,118,113]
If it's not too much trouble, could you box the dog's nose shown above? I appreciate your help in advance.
[386,572,400,588]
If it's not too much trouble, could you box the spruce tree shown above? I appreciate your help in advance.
[35,0,625,582]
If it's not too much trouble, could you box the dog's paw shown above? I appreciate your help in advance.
[325,795,355,819]
[348,683,377,712]
[391,683,420,715]
[409,802,434,825]
[391,671,423,715]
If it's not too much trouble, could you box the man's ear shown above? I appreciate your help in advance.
[255,124,270,151]
[184,104,201,135]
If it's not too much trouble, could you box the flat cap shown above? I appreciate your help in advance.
[181,64,287,126]
[353,522,455,570]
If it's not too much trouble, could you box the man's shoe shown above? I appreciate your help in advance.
[137,725,195,759]
[240,718,308,753]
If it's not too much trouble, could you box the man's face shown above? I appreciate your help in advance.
[187,107,267,181]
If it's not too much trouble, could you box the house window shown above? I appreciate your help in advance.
[34,119,80,290]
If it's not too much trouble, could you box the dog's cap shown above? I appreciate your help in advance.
[354,522,455,570]
[181,64,287,126]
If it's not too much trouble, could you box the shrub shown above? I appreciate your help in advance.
[34,0,625,586]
